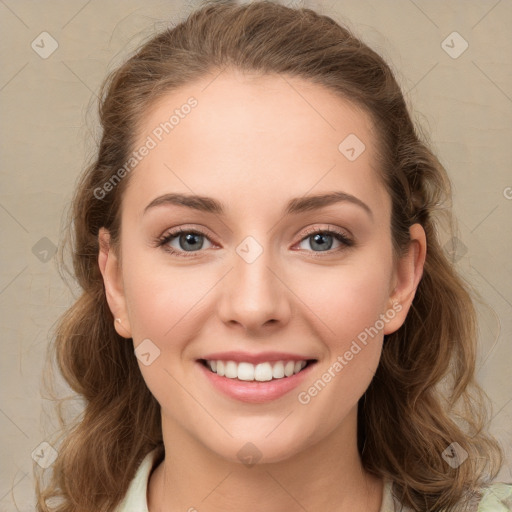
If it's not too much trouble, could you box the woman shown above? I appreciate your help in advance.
[36,1,511,511]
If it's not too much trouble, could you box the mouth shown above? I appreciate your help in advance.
[198,358,317,382]
[197,357,317,403]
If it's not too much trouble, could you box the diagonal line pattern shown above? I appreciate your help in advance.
[0,0,29,28]
[62,61,99,99]
[0,472,28,502]
[472,266,512,309]
[476,312,501,375]
[0,265,28,295]
[0,408,29,438]
[265,410,294,437]
[471,0,502,29]
[265,470,311,512]
[280,75,336,130]
[0,63,29,92]
[407,0,439,28]
[201,66,228,93]
[0,203,29,233]
[472,61,512,104]
[470,205,499,233]
[61,0,93,29]
[201,471,233,502]
[489,396,512,423]
[407,62,439,94]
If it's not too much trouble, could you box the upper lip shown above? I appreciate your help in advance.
[199,351,317,365]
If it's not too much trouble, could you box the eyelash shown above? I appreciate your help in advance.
[155,225,354,258]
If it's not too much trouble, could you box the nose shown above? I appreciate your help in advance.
[217,244,292,335]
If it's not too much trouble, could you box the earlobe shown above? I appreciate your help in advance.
[98,227,132,339]
[383,223,427,335]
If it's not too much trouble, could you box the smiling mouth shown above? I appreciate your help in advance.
[199,359,317,382]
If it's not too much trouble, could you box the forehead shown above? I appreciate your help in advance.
[123,69,388,220]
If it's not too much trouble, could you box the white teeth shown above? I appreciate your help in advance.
[237,362,254,381]
[205,359,310,381]
[284,361,295,377]
[272,361,285,379]
[225,361,238,379]
[254,363,273,381]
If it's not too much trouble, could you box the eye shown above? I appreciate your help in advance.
[296,226,353,253]
[156,227,214,257]
[155,225,354,258]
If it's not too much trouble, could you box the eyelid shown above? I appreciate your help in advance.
[156,223,354,257]
[297,224,353,243]
[158,224,216,241]
[153,225,215,258]
[292,224,354,253]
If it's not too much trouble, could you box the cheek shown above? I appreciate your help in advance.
[291,252,394,349]
[122,232,394,349]
[120,252,206,408]
[294,264,390,428]
[122,248,210,343]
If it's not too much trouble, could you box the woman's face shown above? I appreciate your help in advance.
[100,69,423,464]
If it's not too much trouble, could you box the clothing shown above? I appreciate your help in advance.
[115,448,512,511]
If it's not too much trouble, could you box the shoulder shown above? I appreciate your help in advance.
[380,480,512,512]
[476,483,512,511]
[114,448,163,512]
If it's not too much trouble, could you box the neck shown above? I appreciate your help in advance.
[148,406,383,512]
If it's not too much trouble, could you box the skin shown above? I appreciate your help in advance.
[98,69,426,512]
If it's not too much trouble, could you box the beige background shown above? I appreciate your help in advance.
[1,0,511,509]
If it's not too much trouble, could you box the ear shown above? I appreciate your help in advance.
[98,227,132,339]
[383,223,427,335]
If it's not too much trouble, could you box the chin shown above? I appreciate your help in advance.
[200,422,321,466]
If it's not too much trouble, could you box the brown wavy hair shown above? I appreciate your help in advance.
[35,1,503,511]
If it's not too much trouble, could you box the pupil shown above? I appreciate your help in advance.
[312,233,332,251]
[182,233,202,250]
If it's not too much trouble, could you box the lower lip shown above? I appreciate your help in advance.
[197,361,316,404]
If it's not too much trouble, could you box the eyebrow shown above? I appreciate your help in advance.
[143,191,373,219]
